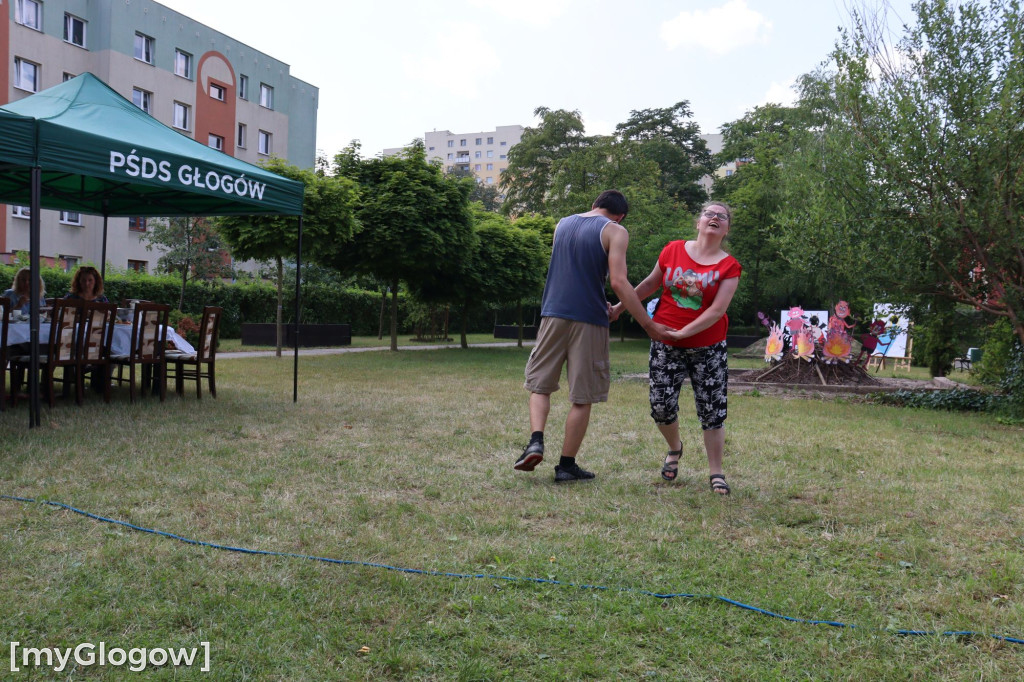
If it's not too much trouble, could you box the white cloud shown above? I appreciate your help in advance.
[467,0,572,27]
[660,0,772,55]
[401,22,499,98]
[583,116,615,138]
[761,77,798,107]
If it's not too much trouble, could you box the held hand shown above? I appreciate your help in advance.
[663,327,691,343]
[608,302,625,322]
[644,321,677,343]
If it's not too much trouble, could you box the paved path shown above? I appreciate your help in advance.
[218,341,534,359]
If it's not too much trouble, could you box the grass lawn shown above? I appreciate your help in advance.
[1,341,1021,679]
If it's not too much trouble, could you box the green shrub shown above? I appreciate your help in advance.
[973,319,1016,386]
[1,264,511,339]
[995,340,1024,422]
[872,387,995,412]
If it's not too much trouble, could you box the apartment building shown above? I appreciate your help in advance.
[385,125,524,187]
[2,0,317,273]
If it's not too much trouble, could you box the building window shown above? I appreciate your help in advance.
[64,14,87,48]
[174,50,192,79]
[428,146,435,151]
[132,88,152,114]
[60,211,83,226]
[500,141,507,146]
[447,140,454,148]
[487,150,494,158]
[460,139,467,146]
[487,163,493,171]
[61,256,79,273]
[486,177,494,184]
[172,102,190,131]
[474,164,481,171]
[208,134,224,151]
[210,83,226,101]
[447,153,453,160]
[12,206,31,219]
[259,83,274,109]
[258,130,272,155]
[238,75,248,100]
[237,123,247,149]
[127,260,147,273]
[14,58,40,93]
[128,217,147,232]
[487,136,494,144]
[474,151,481,158]
[475,138,482,145]
[63,72,76,82]
[15,0,42,30]
[499,154,507,160]
[134,33,154,64]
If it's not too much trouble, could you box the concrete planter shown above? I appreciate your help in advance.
[494,325,538,340]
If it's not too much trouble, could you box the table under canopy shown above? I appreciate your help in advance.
[6,322,196,356]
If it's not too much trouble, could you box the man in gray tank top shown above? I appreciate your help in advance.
[515,190,672,482]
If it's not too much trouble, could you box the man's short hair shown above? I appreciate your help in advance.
[592,190,628,219]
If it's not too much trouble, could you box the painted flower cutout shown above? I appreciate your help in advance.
[764,323,784,362]
[793,329,815,362]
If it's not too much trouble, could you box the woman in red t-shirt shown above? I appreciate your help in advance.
[614,202,742,494]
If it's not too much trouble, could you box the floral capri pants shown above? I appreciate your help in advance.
[649,340,729,431]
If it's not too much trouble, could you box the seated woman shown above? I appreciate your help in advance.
[64,265,110,303]
[3,266,47,315]
[64,265,110,394]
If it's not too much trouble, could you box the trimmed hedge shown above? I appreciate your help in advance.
[1,264,502,338]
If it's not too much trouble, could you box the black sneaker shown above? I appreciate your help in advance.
[554,462,595,483]
[514,441,544,471]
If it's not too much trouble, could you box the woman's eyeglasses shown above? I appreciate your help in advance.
[702,210,730,221]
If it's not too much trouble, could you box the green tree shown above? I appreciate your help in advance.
[217,158,360,356]
[780,0,1024,348]
[500,107,588,216]
[475,212,547,347]
[331,141,475,350]
[712,102,834,322]
[144,217,231,310]
[615,101,715,213]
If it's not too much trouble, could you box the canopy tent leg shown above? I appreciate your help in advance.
[293,216,303,402]
[100,207,109,280]
[29,166,42,427]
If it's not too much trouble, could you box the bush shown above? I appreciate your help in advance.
[973,319,1016,387]
[872,387,995,412]
[995,340,1024,422]
[168,309,201,348]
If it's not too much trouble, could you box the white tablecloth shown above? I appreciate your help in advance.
[5,323,196,356]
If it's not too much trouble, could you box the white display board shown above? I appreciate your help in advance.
[872,303,910,357]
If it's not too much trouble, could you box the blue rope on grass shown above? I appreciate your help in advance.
[4,494,1022,646]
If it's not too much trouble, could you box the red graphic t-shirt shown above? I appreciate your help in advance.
[652,240,742,348]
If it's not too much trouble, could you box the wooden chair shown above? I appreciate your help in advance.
[10,298,83,407]
[166,306,222,399]
[112,302,169,402]
[1,298,9,411]
[77,300,117,403]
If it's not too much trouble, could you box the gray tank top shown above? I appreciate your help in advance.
[540,214,610,328]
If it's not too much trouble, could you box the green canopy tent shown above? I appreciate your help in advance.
[0,109,37,167]
[0,73,307,427]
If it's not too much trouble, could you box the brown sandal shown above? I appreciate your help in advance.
[661,449,682,481]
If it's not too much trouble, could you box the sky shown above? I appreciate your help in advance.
[157,0,918,158]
